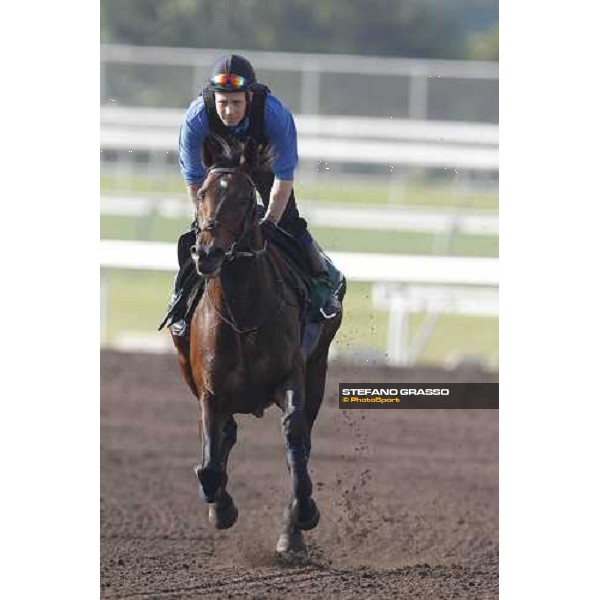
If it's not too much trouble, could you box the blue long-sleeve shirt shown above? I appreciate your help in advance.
[179,93,298,185]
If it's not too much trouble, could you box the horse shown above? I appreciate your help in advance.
[171,136,343,559]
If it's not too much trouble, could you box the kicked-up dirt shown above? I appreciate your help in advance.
[101,350,498,599]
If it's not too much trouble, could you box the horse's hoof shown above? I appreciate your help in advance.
[207,493,238,529]
[291,498,320,531]
[276,531,308,561]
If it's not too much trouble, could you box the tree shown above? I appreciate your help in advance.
[101,0,480,60]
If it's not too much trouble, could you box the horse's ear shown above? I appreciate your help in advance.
[203,135,225,168]
[202,137,215,168]
[254,143,275,173]
[241,139,259,173]
[242,140,273,174]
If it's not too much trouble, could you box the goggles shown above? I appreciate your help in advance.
[210,73,250,90]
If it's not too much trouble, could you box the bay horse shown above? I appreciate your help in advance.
[171,136,343,559]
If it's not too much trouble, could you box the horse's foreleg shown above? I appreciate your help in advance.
[195,395,238,529]
[172,333,198,398]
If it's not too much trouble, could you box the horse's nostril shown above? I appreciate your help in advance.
[191,245,207,261]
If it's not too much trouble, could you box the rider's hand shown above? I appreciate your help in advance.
[259,217,278,240]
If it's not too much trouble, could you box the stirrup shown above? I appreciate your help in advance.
[320,296,342,320]
[170,319,187,337]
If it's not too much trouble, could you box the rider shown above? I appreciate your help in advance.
[163,54,342,335]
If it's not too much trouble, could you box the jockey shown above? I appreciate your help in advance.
[164,54,342,335]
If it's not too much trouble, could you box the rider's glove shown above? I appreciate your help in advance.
[259,218,278,240]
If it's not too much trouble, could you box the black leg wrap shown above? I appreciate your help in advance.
[283,406,312,500]
[282,405,307,446]
[196,466,227,503]
[291,497,320,530]
[222,417,238,448]
[287,445,312,500]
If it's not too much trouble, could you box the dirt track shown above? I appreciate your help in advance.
[101,350,498,599]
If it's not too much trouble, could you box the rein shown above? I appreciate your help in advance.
[204,269,286,335]
[194,166,285,334]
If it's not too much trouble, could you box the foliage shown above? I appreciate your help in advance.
[101,0,497,60]
[465,24,499,60]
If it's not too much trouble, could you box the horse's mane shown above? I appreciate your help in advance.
[203,135,274,174]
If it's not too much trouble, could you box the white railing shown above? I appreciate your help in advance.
[373,283,498,366]
[100,107,499,171]
[99,239,498,284]
[100,239,498,364]
[101,107,499,146]
[100,195,499,236]
[101,44,498,122]
[101,44,499,78]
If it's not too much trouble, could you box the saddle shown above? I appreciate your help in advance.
[262,225,312,316]
[262,225,345,321]
[158,225,345,333]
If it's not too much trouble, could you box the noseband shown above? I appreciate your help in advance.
[192,167,266,264]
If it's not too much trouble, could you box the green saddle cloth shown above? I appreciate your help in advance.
[307,253,346,321]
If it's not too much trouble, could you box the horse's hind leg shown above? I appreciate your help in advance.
[276,317,341,557]
[279,379,320,533]
[195,397,238,529]
[276,497,307,560]
[276,382,316,560]
[304,327,334,437]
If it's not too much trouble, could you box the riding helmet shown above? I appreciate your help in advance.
[208,55,257,92]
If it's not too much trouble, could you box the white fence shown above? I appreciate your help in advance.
[100,239,498,284]
[100,195,499,236]
[101,44,498,123]
[100,240,498,364]
[101,107,499,172]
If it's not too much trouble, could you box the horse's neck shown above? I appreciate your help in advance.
[222,251,274,301]
[210,245,280,330]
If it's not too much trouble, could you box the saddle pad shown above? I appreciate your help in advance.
[265,226,345,322]
[265,227,312,316]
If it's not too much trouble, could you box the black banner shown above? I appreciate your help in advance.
[338,383,498,409]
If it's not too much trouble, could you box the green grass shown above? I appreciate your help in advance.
[101,214,188,243]
[296,179,499,210]
[411,311,499,366]
[101,214,498,258]
[101,173,184,195]
[101,172,499,210]
[311,227,498,257]
[101,271,498,368]
[101,269,175,341]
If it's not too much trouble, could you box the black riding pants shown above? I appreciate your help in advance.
[253,171,308,240]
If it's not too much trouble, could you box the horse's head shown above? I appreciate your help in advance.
[192,136,272,277]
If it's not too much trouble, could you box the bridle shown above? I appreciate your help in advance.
[192,166,285,334]
[191,167,267,264]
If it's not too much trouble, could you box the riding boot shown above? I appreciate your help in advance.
[160,265,206,336]
[303,239,329,279]
[303,240,342,319]
[158,228,204,336]
[158,270,191,336]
